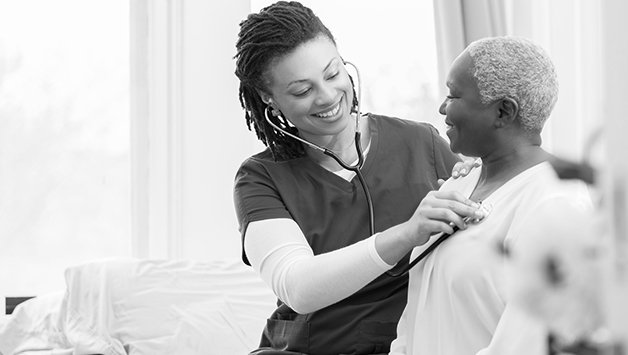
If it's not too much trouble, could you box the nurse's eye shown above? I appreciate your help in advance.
[293,88,311,97]
[326,71,339,80]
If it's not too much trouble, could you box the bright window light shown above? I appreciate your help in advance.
[0,0,130,297]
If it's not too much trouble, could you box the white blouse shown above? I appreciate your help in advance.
[390,162,593,355]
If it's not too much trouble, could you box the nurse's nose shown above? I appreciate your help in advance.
[315,82,336,106]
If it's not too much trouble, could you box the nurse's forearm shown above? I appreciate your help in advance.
[245,219,394,314]
[282,235,393,314]
[373,223,416,265]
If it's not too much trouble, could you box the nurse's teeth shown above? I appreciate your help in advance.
[314,103,340,118]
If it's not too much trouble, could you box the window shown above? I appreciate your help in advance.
[0,0,130,298]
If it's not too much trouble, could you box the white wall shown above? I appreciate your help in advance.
[178,1,265,260]
[131,0,263,261]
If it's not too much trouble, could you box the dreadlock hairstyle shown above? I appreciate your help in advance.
[234,1,358,161]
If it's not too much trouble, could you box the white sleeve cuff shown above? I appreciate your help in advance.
[368,233,396,270]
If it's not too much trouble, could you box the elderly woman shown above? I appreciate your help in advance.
[389,36,593,355]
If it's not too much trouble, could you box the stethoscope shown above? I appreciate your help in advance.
[264,61,492,277]
[264,61,375,236]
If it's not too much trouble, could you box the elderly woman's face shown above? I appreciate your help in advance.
[439,52,497,157]
[262,35,355,143]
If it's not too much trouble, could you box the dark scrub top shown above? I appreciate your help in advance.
[234,113,460,355]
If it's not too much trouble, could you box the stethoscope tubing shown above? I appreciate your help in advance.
[385,228,458,277]
[263,60,375,237]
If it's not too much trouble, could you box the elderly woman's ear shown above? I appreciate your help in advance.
[496,97,519,128]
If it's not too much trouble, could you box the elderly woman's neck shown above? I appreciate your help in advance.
[471,144,550,202]
[482,144,549,177]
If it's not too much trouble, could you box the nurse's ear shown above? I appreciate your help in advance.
[258,90,283,117]
[495,97,519,128]
[258,90,273,106]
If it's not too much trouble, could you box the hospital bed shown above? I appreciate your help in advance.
[0,258,276,355]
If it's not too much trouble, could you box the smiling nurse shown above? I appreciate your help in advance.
[232,2,483,354]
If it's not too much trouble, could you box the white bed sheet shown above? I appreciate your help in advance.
[0,258,277,355]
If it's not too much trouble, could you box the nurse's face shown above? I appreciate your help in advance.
[438,51,498,157]
[262,35,355,142]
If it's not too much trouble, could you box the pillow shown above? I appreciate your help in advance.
[0,292,76,354]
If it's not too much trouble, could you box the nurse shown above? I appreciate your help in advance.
[232,1,482,354]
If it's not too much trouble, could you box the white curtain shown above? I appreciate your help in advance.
[600,0,628,349]
[433,0,602,163]
[433,0,507,97]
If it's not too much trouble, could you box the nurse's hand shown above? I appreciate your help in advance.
[374,190,486,265]
[438,157,482,186]
[405,190,485,246]
[452,156,481,178]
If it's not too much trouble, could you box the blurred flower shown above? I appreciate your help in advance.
[506,196,605,346]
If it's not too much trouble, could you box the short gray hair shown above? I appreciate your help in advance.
[466,36,559,135]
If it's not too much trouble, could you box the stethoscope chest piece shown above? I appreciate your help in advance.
[465,202,493,226]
